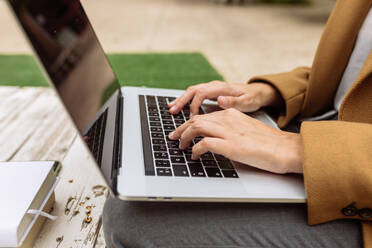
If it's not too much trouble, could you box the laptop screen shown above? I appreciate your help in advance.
[8,0,121,133]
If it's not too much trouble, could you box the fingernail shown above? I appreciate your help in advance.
[191,154,196,160]
[169,131,175,139]
[168,100,175,106]
[169,106,176,112]
[189,112,193,118]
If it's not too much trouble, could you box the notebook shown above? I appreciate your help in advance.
[0,161,60,248]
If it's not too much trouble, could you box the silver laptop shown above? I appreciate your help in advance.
[7,0,305,202]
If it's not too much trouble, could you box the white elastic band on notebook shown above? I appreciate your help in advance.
[26,209,58,220]
[18,176,60,247]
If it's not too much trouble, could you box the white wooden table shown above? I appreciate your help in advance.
[0,86,107,248]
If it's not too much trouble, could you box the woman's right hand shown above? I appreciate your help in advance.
[168,80,282,116]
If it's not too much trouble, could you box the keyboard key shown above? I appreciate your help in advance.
[202,160,218,167]
[159,106,168,111]
[147,102,157,107]
[167,97,176,102]
[148,107,158,112]
[183,148,193,154]
[149,112,159,117]
[185,154,201,162]
[146,95,156,102]
[218,160,234,170]
[173,114,184,120]
[152,139,165,145]
[161,115,172,120]
[159,103,168,108]
[157,96,167,102]
[188,163,206,177]
[162,120,173,125]
[151,132,164,138]
[167,142,179,149]
[160,110,170,115]
[150,117,160,122]
[154,152,169,159]
[164,125,175,131]
[151,127,162,132]
[205,167,222,177]
[214,154,229,161]
[157,168,172,176]
[201,153,214,160]
[153,145,167,151]
[150,122,161,127]
[171,156,186,164]
[168,140,179,146]
[174,120,184,125]
[164,130,172,136]
[172,165,189,177]
[222,170,238,178]
[169,149,183,156]
[155,160,170,167]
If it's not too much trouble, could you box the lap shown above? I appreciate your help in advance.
[102,196,362,248]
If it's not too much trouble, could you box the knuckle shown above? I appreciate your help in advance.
[187,85,195,91]
[191,120,203,131]
[194,88,204,95]
[190,114,200,122]
[192,144,199,154]
[242,95,254,104]
[200,138,210,148]
[180,132,188,141]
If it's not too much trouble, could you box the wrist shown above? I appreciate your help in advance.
[277,132,303,174]
[251,83,283,108]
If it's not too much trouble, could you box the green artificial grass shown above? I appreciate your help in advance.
[0,53,224,89]
[0,55,49,87]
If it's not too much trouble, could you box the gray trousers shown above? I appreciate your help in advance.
[103,196,362,248]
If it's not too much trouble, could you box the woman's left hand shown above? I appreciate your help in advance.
[169,108,303,174]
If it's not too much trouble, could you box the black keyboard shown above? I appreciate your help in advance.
[85,109,108,167]
[139,95,238,178]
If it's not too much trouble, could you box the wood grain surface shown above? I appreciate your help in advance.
[0,87,107,248]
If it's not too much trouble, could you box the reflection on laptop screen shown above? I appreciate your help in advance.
[8,0,120,132]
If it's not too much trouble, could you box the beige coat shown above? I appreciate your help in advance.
[248,0,372,246]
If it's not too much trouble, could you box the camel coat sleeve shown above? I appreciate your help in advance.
[248,67,310,128]
[301,121,372,225]
[248,70,372,242]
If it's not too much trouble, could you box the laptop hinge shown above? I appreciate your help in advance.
[110,91,123,196]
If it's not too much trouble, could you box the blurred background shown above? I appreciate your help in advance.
[0,0,334,82]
